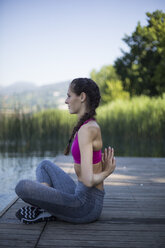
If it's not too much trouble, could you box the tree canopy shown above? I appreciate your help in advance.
[90,65,129,104]
[114,10,165,96]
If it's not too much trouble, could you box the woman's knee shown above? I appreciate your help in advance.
[15,179,32,198]
[36,159,59,176]
[36,159,52,173]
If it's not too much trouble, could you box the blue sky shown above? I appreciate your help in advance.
[0,0,165,87]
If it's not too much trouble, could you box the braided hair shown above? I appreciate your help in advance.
[64,78,101,155]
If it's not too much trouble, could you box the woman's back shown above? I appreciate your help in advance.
[73,119,104,190]
[71,119,102,165]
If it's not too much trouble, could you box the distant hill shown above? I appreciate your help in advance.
[0,81,70,112]
[0,82,37,95]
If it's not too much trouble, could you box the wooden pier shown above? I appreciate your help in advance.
[0,157,165,248]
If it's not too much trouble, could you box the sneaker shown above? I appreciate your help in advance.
[15,205,56,224]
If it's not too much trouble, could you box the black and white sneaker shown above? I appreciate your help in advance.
[15,206,56,224]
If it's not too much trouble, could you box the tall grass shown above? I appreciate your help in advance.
[97,95,165,156]
[0,109,76,154]
[0,96,164,156]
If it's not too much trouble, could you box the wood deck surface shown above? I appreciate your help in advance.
[0,156,165,248]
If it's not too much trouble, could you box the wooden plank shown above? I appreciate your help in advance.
[0,196,19,217]
[0,222,45,248]
[37,239,158,248]
[44,221,165,231]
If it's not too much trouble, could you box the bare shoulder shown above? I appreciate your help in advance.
[78,120,101,141]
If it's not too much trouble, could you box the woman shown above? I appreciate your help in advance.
[15,78,116,224]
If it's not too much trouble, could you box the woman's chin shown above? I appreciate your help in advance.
[68,109,73,114]
[68,109,76,114]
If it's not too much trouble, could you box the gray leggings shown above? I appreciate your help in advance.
[15,160,105,223]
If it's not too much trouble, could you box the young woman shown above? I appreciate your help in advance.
[15,78,116,224]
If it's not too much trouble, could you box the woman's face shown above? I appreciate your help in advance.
[65,86,82,114]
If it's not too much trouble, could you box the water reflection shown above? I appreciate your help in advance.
[1,133,164,157]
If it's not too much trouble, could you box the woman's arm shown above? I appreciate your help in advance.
[78,125,95,187]
[78,126,116,187]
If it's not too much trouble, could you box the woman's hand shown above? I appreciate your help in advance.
[102,147,116,177]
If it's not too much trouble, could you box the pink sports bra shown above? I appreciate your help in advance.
[71,119,102,164]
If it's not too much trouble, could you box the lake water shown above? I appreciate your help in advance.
[0,152,67,214]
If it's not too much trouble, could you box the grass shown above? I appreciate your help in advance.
[0,95,164,156]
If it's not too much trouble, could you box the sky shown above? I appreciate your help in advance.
[0,0,165,87]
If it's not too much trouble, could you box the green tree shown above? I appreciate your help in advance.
[90,65,129,104]
[114,10,165,96]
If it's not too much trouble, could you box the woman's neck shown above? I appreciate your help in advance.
[77,110,87,120]
[77,106,90,120]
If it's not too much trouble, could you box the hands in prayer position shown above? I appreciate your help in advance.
[102,147,116,177]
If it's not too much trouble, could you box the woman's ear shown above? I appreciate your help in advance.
[80,92,87,102]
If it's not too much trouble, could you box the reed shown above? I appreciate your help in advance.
[97,95,165,156]
[0,95,164,156]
